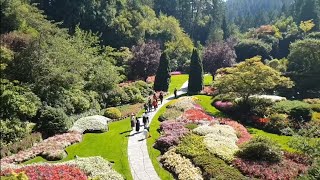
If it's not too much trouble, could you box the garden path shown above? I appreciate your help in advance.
[127,81,189,180]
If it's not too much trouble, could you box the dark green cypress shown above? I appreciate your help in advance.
[154,52,171,91]
[188,48,203,94]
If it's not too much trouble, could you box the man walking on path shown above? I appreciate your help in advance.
[174,88,177,98]
[159,92,164,104]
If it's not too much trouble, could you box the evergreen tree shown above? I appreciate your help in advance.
[154,52,171,91]
[222,15,229,40]
[188,48,203,94]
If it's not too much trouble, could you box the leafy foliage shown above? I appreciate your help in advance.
[236,136,283,163]
[104,108,122,119]
[128,41,161,80]
[202,41,236,76]
[273,100,312,122]
[213,56,293,103]
[235,39,272,61]
[38,106,71,136]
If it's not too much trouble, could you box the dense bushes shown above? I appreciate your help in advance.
[104,107,122,119]
[0,119,31,145]
[104,81,153,107]
[37,106,71,136]
[0,132,42,158]
[272,100,312,122]
[236,136,282,163]
[235,39,272,61]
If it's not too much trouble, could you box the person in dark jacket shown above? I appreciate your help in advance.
[159,92,164,104]
[174,88,177,98]
[135,118,140,132]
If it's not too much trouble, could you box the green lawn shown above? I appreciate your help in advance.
[194,95,225,117]
[147,102,175,180]
[24,119,133,180]
[247,127,297,152]
[203,74,213,86]
[168,74,188,94]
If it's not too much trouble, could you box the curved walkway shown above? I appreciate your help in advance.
[127,81,189,180]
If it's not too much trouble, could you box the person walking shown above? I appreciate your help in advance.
[148,97,153,112]
[144,103,148,112]
[130,113,136,130]
[135,118,140,132]
[153,99,158,110]
[159,92,164,104]
[174,88,177,98]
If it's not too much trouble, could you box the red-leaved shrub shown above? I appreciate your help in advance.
[1,165,87,180]
[232,156,309,180]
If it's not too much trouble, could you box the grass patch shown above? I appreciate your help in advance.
[247,127,296,152]
[147,102,175,180]
[168,74,188,94]
[24,118,133,180]
[204,74,213,86]
[194,95,225,117]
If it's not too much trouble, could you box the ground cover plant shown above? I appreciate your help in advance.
[1,156,124,180]
[160,148,203,180]
[1,164,88,180]
[1,132,82,165]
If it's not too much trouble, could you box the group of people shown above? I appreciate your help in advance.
[144,92,164,112]
[130,112,151,138]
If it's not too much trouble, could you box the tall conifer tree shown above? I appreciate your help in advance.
[154,52,171,91]
[188,48,203,94]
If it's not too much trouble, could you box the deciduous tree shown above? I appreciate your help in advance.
[213,56,294,103]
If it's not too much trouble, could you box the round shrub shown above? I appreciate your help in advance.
[104,107,121,119]
[38,106,71,136]
[236,136,282,163]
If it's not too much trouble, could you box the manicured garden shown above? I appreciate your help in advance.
[147,91,320,180]
[3,117,134,180]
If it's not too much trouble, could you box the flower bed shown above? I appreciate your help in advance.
[160,148,203,180]
[69,115,109,133]
[232,155,309,180]
[193,125,238,142]
[180,109,215,124]
[218,118,252,144]
[1,156,124,180]
[213,101,233,112]
[167,97,197,112]
[1,164,87,180]
[204,133,239,162]
[1,132,82,164]
[155,121,189,152]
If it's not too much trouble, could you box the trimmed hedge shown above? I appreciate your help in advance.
[104,107,122,119]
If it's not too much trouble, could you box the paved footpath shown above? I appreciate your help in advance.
[127,81,188,180]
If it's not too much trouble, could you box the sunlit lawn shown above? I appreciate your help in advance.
[203,74,213,86]
[168,74,188,94]
[194,95,225,117]
[24,119,133,180]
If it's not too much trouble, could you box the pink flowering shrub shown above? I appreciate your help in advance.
[1,132,82,164]
[218,118,252,145]
[213,101,233,112]
[232,154,309,180]
[155,121,189,152]
[1,165,87,180]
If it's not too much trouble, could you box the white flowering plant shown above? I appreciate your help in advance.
[69,115,110,133]
[160,148,203,180]
[193,125,238,142]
